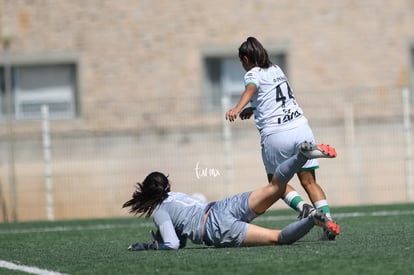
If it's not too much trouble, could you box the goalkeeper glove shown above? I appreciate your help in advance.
[127,241,158,251]
[127,230,159,251]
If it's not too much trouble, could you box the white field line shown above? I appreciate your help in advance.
[258,209,414,222]
[0,223,150,234]
[0,209,413,275]
[0,224,151,275]
[0,209,413,235]
[0,260,68,275]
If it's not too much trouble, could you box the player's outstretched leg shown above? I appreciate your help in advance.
[297,144,340,240]
[311,209,340,239]
[298,205,340,239]
[277,205,341,245]
[299,142,337,159]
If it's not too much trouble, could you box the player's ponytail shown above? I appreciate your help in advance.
[122,171,170,217]
[238,37,272,68]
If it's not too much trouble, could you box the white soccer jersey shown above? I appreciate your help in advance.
[245,65,307,136]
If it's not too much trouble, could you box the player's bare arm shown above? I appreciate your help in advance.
[225,84,256,122]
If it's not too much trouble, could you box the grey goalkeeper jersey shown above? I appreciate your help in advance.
[152,192,208,249]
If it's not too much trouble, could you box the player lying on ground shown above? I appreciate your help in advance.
[123,142,340,250]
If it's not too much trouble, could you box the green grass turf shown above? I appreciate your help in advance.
[0,203,413,275]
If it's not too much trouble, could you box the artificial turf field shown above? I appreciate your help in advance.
[0,203,413,275]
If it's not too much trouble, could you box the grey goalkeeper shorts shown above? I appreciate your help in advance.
[203,192,258,247]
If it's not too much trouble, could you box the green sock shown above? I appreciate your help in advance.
[314,200,332,219]
[283,191,305,212]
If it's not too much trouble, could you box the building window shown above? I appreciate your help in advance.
[0,57,79,120]
[203,53,287,112]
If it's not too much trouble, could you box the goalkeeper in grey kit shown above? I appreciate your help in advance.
[123,142,340,250]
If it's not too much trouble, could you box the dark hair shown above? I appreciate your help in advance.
[122,171,170,217]
[238,37,272,68]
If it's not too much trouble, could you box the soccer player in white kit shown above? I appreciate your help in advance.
[225,37,340,240]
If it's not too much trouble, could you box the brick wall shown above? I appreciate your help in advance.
[0,0,413,134]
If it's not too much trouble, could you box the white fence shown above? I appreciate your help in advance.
[0,87,413,222]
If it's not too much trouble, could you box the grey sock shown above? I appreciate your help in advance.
[277,217,314,245]
[274,153,308,184]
